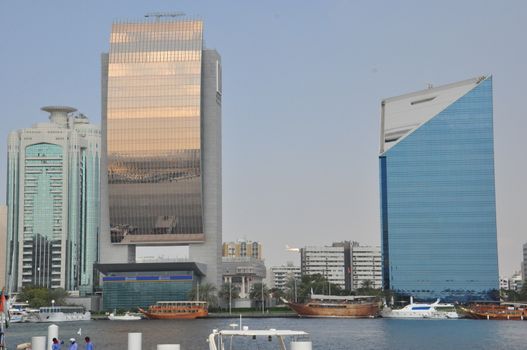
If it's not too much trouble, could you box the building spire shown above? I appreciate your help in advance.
[41,106,77,127]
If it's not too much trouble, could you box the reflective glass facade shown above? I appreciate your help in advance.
[105,20,205,240]
[380,77,499,302]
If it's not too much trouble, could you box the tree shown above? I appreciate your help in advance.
[188,283,218,307]
[360,280,373,289]
[296,274,343,301]
[283,276,300,302]
[519,284,527,301]
[17,285,69,308]
[500,288,518,302]
[269,287,285,304]
[249,282,270,309]
[218,282,240,307]
[355,279,382,296]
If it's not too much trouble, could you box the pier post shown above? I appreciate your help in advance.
[291,341,313,350]
[157,345,181,350]
[47,324,59,350]
[32,336,46,350]
[128,332,142,350]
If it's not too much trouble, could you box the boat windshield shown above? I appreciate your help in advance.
[411,307,430,310]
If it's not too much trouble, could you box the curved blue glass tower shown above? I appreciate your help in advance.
[379,76,499,302]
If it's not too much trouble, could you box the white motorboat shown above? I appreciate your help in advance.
[382,297,460,319]
[9,302,30,323]
[108,311,141,321]
[8,309,28,323]
[37,306,91,322]
[25,308,41,323]
[208,327,312,350]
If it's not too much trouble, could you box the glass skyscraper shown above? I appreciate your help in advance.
[100,17,222,286]
[6,107,100,294]
[379,76,499,302]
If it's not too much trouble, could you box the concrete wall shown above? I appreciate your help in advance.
[189,49,222,287]
[99,53,133,265]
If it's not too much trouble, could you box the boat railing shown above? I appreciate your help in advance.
[39,306,86,313]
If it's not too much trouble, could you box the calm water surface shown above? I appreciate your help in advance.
[6,318,527,350]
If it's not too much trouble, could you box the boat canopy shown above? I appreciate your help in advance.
[310,294,377,301]
[39,306,85,313]
[216,330,309,337]
[156,301,207,305]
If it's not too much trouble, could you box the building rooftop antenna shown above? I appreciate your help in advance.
[145,12,186,20]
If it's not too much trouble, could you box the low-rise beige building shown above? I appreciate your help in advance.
[223,240,263,260]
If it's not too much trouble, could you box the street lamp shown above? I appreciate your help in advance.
[229,278,232,315]
[325,257,331,295]
[293,278,297,303]
[51,299,55,312]
[284,245,301,303]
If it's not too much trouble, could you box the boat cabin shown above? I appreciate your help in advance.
[39,306,85,314]
[208,329,311,350]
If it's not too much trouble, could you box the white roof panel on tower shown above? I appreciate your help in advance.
[380,76,486,154]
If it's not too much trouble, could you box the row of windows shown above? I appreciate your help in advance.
[381,79,498,301]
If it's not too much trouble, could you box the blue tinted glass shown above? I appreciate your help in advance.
[380,78,498,302]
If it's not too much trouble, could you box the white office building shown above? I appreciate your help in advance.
[301,245,346,289]
[351,245,382,290]
[269,263,301,290]
[508,271,523,291]
[523,243,527,283]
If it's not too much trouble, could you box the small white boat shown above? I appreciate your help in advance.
[9,302,30,323]
[208,327,312,350]
[108,312,141,321]
[25,308,41,323]
[37,306,91,322]
[382,297,459,319]
[8,309,28,323]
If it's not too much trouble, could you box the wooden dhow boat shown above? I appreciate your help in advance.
[458,302,527,320]
[138,301,208,319]
[282,293,380,318]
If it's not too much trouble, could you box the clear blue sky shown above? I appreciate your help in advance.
[1,0,525,276]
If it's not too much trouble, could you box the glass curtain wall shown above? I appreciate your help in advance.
[106,20,204,240]
[380,78,499,302]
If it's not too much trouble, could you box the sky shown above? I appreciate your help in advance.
[0,0,525,277]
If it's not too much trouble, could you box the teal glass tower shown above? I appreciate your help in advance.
[6,107,100,295]
[379,76,499,302]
